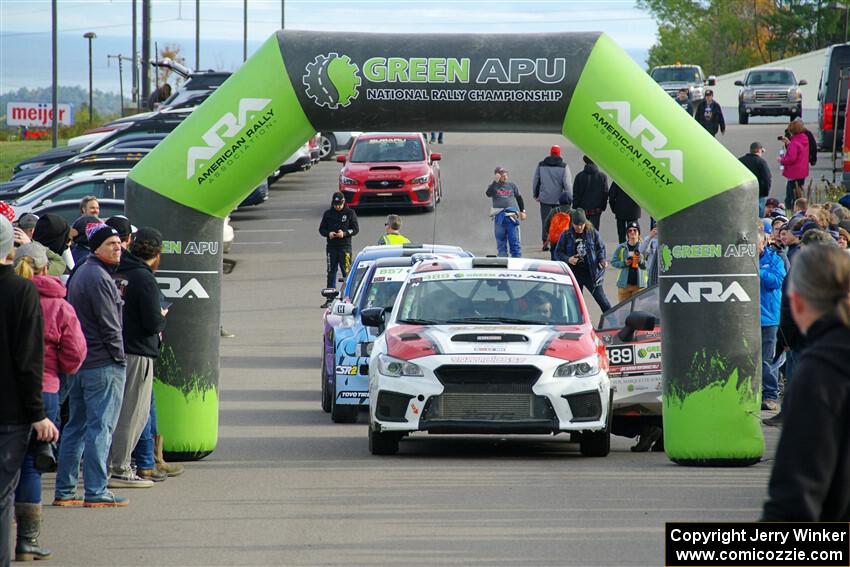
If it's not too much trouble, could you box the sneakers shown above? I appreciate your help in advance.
[83,492,129,508]
[764,412,783,427]
[631,426,662,452]
[541,242,550,252]
[220,326,236,338]
[761,399,779,411]
[108,472,154,488]
[138,468,168,482]
[52,496,83,507]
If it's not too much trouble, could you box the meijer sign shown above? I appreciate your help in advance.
[7,102,74,127]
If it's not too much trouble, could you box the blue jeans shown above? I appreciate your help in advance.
[574,271,611,313]
[15,392,59,504]
[55,364,126,500]
[761,326,779,401]
[132,390,157,470]
[494,217,521,257]
[758,196,767,218]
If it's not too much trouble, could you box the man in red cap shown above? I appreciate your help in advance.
[532,145,572,252]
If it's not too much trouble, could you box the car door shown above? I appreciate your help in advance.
[596,285,662,415]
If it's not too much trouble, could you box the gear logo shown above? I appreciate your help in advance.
[303,53,361,109]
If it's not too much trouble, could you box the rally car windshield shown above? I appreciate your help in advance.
[363,280,404,310]
[397,276,583,325]
[350,138,425,162]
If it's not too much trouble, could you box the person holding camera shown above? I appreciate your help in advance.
[779,120,810,210]
[610,221,648,303]
[4,239,79,562]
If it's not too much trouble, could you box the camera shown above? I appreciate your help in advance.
[777,136,784,141]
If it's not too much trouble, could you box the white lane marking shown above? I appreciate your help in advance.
[157,270,219,274]
[232,241,284,245]
[658,273,758,278]
[236,228,295,232]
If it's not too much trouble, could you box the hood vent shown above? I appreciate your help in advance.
[451,333,529,343]
[369,166,402,171]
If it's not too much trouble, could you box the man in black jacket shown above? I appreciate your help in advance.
[319,192,359,306]
[573,156,609,230]
[108,227,167,487]
[532,145,572,252]
[0,217,59,564]
[608,182,641,244]
[694,90,726,137]
[739,142,772,216]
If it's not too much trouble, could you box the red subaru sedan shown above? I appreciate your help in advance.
[336,133,442,210]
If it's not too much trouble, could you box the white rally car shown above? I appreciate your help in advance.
[362,257,612,457]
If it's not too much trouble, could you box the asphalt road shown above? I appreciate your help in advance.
[40,122,803,566]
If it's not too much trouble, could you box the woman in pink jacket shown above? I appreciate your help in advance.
[780,120,810,209]
[12,241,86,561]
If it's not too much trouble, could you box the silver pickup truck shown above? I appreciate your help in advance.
[649,64,715,104]
[735,68,807,124]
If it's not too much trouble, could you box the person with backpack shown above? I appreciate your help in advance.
[608,181,641,245]
[532,145,572,252]
[543,193,572,260]
[779,120,810,211]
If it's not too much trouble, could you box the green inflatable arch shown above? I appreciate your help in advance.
[126,31,763,465]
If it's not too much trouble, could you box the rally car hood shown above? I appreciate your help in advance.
[343,161,431,181]
[385,323,598,362]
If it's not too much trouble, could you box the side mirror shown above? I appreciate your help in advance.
[430,152,442,162]
[336,155,347,163]
[361,307,386,333]
[321,288,340,300]
[707,76,716,86]
[798,79,808,86]
[334,302,356,317]
[734,80,744,87]
[617,311,657,343]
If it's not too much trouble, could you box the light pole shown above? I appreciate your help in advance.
[83,32,96,124]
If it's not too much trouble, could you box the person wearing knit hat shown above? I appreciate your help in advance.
[1,214,61,561]
[55,221,128,508]
[69,215,100,267]
[532,145,572,251]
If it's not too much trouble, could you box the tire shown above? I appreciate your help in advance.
[321,347,331,413]
[319,133,337,161]
[369,423,399,455]
[738,110,749,125]
[579,390,613,457]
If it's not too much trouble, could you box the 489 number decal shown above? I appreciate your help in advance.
[607,345,633,365]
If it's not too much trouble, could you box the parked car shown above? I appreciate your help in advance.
[817,43,850,151]
[735,67,806,124]
[9,170,129,224]
[318,131,360,161]
[363,256,612,456]
[336,132,442,210]
[649,64,715,103]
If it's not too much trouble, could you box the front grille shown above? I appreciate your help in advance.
[358,193,412,207]
[429,393,541,420]
[376,391,413,422]
[565,391,602,422]
[365,179,405,189]
[754,91,788,102]
[434,365,541,391]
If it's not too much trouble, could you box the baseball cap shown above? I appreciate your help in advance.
[765,197,780,207]
[105,215,137,237]
[625,220,640,233]
[494,166,508,174]
[16,213,39,230]
[331,191,345,205]
[550,145,561,156]
[134,226,163,249]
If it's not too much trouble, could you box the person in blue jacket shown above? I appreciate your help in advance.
[554,208,611,312]
[759,230,787,411]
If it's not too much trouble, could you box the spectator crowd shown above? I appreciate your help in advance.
[1,196,185,564]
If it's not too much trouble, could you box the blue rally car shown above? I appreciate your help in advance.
[320,244,471,422]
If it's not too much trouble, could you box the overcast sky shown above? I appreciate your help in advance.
[0,0,658,93]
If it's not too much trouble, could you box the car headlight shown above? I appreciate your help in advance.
[554,355,601,378]
[411,174,430,185]
[789,89,802,102]
[742,90,755,102]
[377,354,424,377]
[341,175,359,186]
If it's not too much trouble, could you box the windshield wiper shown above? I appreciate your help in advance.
[444,316,543,325]
[397,318,441,325]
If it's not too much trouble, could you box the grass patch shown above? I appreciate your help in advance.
[0,140,60,183]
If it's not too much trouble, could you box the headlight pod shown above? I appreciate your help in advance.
[341,175,359,186]
[789,88,802,102]
[742,90,755,101]
[411,174,430,185]
[377,354,424,377]
[554,355,601,378]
